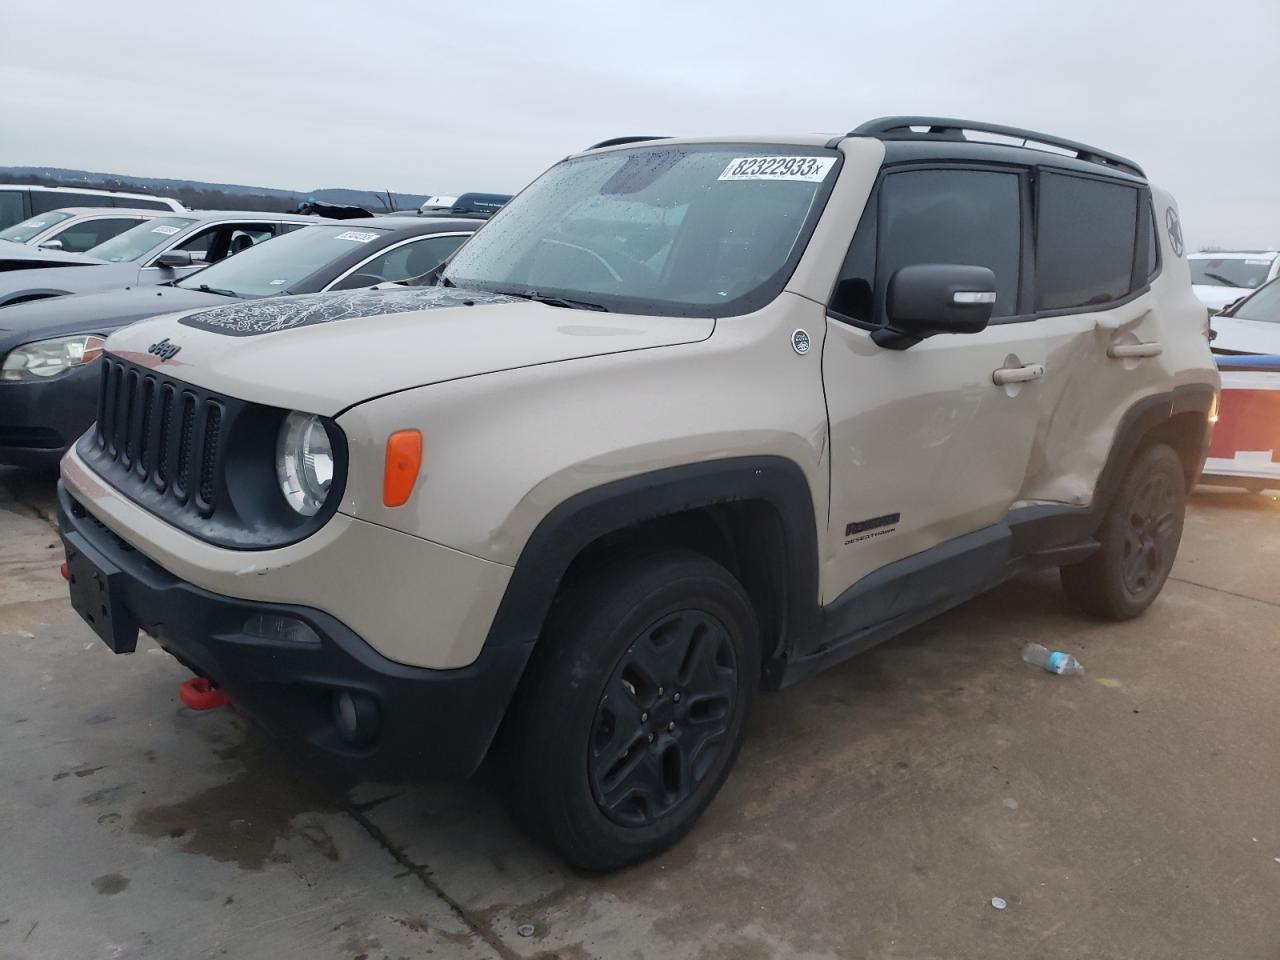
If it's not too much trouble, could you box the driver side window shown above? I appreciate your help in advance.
[330,235,469,291]
[830,168,1023,325]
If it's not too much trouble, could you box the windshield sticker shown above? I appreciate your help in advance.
[1245,259,1271,266]
[718,156,837,182]
[335,230,378,243]
[151,225,181,235]
[268,279,288,285]
[178,286,521,337]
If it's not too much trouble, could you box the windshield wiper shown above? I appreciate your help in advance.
[500,289,609,312]
[1201,272,1242,288]
[196,284,240,298]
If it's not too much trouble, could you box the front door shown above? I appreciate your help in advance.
[820,164,1044,603]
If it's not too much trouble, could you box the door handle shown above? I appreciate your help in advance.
[1107,342,1163,359]
[992,363,1045,386]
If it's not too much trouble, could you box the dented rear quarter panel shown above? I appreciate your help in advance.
[1019,186,1218,506]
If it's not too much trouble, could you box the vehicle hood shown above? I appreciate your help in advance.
[0,238,103,270]
[102,286,715,415]
[1210,315,1280,356]
[1193,283,1250,312]
[0,260,136,306]
[0,285,225,354]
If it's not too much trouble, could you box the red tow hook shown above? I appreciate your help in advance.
[179,677,230,711]
[60,561,69,581]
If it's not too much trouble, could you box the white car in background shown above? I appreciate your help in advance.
[418,194,458,213]
[1210,277,1280,355]
[0,207,163,254]
[1189,250,1280,312]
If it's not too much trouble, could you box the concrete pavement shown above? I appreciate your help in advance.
[2,467,1277,960]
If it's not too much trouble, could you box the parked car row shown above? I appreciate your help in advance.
[0,184,185,231]
[0,215,480,465]
[43,118,1222,871]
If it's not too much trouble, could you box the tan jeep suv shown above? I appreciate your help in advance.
[58,118,1218,871]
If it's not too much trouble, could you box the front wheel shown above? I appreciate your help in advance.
[1060,443,1186,619]
[500,551,759,872]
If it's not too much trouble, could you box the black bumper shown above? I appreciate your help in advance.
[0,363,98,467]
[57,483,531,780]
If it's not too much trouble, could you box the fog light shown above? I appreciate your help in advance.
[242,614,322,646]
[333,690,380,746]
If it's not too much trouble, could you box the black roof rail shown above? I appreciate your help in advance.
[846,116,1145,178]
[585,136,671,150]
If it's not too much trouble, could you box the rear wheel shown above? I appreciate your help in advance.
[1060,443,1186,619]
[501,551,759,872]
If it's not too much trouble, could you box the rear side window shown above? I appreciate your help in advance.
[877,168,1022,320]
[115,197,172,210]
[1035,173,1138,311]
[0,191,29,230]
[31,191,113,213]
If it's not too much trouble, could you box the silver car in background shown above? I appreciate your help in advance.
[0,210,319,307]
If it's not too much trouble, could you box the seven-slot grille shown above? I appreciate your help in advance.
[92,356,226,516]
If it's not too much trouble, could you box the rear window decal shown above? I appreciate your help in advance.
[151,225,181,235]
[335,230,378,242]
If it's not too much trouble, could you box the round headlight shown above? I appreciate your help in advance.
[276,412,334,516]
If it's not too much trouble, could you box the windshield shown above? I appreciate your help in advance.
[1231,279,1280,324]
[442,144,840,316]
[0,211,73,243]
[1190,256,1274,290]
[86,216,196,262]
[176,224,389,297]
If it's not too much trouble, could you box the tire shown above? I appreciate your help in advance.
[1060,443,1186,619]
[500,550,760,872]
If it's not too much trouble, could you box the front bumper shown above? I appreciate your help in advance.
[0,362,99,467]
[57,483,531,780]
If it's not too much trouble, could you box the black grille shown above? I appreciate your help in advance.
[89,357,227,518]
[77,353,347,551]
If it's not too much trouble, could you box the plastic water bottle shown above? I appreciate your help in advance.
[1022,642,1084,677]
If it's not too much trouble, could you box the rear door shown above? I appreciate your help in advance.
[821,164,1045,599]
[1019,170,1168,505]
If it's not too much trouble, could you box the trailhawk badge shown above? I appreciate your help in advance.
[791,329,811,355]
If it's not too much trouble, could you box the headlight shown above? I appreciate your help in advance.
[275,412,335,516]
[1,334,105,381]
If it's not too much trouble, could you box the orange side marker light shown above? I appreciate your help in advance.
[383,430,422,507]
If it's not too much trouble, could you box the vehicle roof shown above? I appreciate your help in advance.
[362,216,483,233]
[31,206,165,217]
[575,128,1149,183]
[0,183,182,202]
[1189,250,1278,259]
[172,210,319,223]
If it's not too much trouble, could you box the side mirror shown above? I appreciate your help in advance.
[329,272,385,291]
[38,239,64,251]
[154,250,193,269]
[873,264,997,350]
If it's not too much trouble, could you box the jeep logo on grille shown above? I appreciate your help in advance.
[148,338,181,361]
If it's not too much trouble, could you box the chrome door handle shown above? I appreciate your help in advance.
[1107,342,1163,359]
[992,363,1045,386]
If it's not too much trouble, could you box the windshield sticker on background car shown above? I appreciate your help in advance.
[335,231,378,243]
[178,286,521,337]
[718,157,837,182]
[151,225,181,235]
[1246,259,1272,266]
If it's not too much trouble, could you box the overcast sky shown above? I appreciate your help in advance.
[2,0,1276,247]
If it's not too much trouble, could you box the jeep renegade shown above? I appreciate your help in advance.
[57,118,1219,871]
